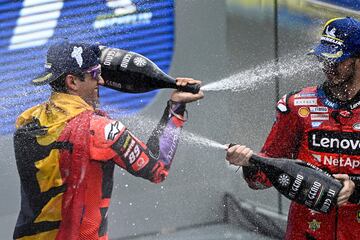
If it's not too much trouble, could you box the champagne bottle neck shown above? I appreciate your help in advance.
[99,46,200,93]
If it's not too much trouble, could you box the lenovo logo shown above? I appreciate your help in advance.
[309,130,360,155]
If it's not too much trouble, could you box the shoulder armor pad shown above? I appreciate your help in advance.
[90,115,126,144]
[276,90,300,113]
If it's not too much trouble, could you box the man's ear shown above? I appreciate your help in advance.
[353,58,360,76]
[64,74,78,91]
[355,58,360,66]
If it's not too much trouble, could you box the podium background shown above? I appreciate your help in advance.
[1,0,358,239]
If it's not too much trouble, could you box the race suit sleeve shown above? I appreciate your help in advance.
[243,93,303,189]
[89,101,186,183]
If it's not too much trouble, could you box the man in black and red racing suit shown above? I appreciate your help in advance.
[226,17,360,240]
[13,40,204,240]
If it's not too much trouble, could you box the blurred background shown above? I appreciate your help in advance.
[0,0,359,239]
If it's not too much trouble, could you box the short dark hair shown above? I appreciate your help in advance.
[49,73,85,93]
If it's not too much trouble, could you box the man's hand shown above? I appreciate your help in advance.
[226,144,253,167]
[170,78,204,103]
[333,174,355,206]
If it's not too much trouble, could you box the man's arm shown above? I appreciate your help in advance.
[109,101,186,183]
[90,78,203,183]
[226,93,302,189]
[243,93,303,189]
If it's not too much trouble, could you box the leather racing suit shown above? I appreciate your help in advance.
[13,93,186,240]
[243,84,360,240]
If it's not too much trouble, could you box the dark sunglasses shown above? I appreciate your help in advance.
[84,65,102,80]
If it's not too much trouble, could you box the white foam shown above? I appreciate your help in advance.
[201,53,317,92]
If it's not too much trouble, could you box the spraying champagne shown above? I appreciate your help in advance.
[228,144,342,213]
[99,46,201,94]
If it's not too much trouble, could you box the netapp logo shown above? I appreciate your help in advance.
[314,155,360,169]
[309,130,360,155]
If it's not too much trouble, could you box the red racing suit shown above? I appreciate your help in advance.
[13,93,186,240]
[243,84,360,240]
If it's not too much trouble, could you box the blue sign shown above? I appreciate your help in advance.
[0,0,175,135]
[318,0,360,11]
[226,0,360,26]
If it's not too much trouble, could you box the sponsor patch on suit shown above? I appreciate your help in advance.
[311,121,322,128]
[310,114,329,121]
[310,107,328,113]
[294,93,316,98]
[294,98,317,106]
[105,121,124,140]
[298,107,310,117]
[353,123,360,131]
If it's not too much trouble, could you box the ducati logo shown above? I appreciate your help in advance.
[308,219,321,231]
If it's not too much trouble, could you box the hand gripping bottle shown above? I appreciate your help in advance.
[229,144,343,213]
[99,46,200,94]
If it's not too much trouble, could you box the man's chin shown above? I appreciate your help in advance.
[83,96,99,109]
[325,74,342,86]
[94,99,100,109]
[92,97,100,108]
[325,80,339,87]
[325,78,350,89]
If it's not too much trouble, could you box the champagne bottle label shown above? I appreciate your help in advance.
[288,174,304,199]
[119,52,133,69]
[102,47,120,67]
[277,173,291,187]
[133,56,148,68]
[319,188,337,213]
[304,180,323,208]
[248,154,342,213]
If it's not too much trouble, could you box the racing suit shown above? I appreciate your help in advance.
[243,84,360,240]
[13,93,186,240]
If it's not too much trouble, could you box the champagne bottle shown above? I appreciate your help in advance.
[229,144,343,213]
[99,46,200,94]
[348,175,360,204]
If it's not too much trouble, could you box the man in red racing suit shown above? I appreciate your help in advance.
[13,40,204,240]
[226,17,360,240]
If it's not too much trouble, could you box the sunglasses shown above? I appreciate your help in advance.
[84,65,102,80]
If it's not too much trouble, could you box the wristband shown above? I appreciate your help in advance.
[168,100,187,122]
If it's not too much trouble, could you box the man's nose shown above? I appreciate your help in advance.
[98,75,105,85]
